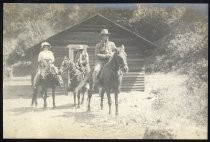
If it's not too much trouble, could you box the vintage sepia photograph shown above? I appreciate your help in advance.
[3,3,208,139]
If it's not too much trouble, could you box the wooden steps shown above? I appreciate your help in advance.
[121,72,144,91]
[4,72,145,96]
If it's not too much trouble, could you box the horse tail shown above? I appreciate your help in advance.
[31,71,36,86]
[75,68,93,93]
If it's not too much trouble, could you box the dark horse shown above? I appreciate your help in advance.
[59,57,90,108]
[31,65,64,108]
[75,45,129,115]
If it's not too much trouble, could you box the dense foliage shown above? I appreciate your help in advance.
[142,5,208,123]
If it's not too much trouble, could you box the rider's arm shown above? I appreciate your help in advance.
[104,42,117,58]
[51,53,55,63]
[95,44,107,59]
[112,42,117,52]
[38,52,42,63]
[49,52,55,63]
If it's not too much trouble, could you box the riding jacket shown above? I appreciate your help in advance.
[95,40,116,63]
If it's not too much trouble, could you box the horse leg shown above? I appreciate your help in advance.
[43,88,47,108]
[34,88,38,107]
[100,88,105,110]
[73,92,76,108]
[31,89,36,106]
[81,87,85,105]
[32,87,39,107]
[87,89,92,112]
[87,79,94,112]
[106,89,112,115]
[77,91,80,108]
[81,90,85,105]
[114,90,119,115]
[40,87,44,107]
[52,86,56,108]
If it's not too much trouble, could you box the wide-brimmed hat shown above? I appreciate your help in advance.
[78,45,84,50]
[41,42,51,49]
[75,45,84,52]
[100,29,111,35]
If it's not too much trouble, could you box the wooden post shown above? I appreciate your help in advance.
[10,66,13,79]
[67,45,74,89]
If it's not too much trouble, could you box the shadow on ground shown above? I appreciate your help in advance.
[54,103,75,110]
[8,107,49,115]
[54,110,95,123]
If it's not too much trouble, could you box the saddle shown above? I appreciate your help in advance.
[98,67,104,80]
[41,64,58,79]
[98,54,113,80]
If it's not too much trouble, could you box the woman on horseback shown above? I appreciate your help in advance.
[33,42,56,89]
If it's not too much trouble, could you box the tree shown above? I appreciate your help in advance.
[130,4,186,41]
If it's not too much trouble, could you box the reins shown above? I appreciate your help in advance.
[108,53,126,76]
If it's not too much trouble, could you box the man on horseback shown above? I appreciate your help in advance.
[33,42,60,89]
[92,29,117,86]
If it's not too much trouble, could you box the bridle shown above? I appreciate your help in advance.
[50,66,62,80]
[111,51,128,75]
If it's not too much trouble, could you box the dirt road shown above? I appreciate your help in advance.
[3,91,206,139]
[3,73,207,139]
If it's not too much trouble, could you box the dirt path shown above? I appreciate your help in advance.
[3,89,207,139]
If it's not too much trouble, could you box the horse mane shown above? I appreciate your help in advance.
[103,52,114,69]
[103,48,122,69]
[68,59,81,74]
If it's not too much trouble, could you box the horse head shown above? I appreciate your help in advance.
[50,65,64,87]
[113,45,129,73]
[60,56,77,74]
[60,56,71,73]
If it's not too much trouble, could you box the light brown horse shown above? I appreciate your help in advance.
[75,46,129,115]
[59,57,90,108]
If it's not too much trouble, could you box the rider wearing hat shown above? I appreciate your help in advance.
[92,29,117,86]
[33,41,55,88]
[75,45,90,75]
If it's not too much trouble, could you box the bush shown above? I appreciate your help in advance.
[144,6,208,126]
